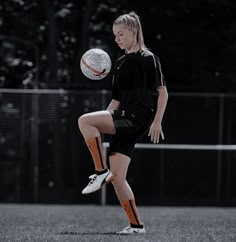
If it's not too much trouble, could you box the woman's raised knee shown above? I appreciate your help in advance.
[78,114,90,130]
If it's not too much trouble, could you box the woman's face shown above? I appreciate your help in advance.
[113,24,136,51]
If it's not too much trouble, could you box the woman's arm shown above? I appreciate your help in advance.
[106,99,120,111]
[148,86,168,143]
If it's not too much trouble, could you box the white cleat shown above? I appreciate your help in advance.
[82,170,113,194]
[117,225,146,234]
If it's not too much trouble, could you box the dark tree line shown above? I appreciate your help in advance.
[0,0,235,92]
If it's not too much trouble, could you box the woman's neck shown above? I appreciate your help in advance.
[126,42,140,54]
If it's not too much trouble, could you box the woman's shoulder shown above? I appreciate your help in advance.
[140,49,159,59]
[140,49,153,56]
[139,49,160,65]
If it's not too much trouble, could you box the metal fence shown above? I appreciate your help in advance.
[0,89,236,206]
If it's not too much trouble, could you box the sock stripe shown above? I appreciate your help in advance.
[129,200,140,225]
[95,137,104,169]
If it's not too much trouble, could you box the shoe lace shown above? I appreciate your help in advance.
[88,174,97,186]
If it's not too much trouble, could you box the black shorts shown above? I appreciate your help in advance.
[109,108,154,158]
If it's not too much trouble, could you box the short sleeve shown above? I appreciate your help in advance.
[145,54,165,88]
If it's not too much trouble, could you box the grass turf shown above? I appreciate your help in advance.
[0,204,236,241]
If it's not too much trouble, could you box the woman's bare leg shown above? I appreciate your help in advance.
[109,153,143,226]
[78,110,116,194]
[78,110,115,171]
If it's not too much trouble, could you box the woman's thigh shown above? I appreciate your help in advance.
[80,110,116,134]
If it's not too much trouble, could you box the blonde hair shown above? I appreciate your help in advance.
[113,11,147,50]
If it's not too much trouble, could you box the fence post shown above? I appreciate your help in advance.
[31,93,39,203]
[101,143,108,206]
[216,94,224,205]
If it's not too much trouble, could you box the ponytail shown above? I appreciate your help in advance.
[113,11,147,50]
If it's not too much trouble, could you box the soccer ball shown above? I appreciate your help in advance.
[80,48,112,80]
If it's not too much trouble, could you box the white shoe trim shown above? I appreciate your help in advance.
[117,225,146,234]
[82,170,113,194]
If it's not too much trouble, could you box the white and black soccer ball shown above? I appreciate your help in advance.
[80,48,112,80]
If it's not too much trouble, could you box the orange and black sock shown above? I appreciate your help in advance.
[85,136,107,172]
[121,199,143,227]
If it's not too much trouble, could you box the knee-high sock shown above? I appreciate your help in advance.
[121,199,142,226]
[85,136,107,171]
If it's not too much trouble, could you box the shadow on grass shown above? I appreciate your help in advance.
[58,231,119,235]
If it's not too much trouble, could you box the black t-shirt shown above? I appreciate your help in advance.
[111,49,165,111]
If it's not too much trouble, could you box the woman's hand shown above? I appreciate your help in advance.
[148,86,168,143]
[148,121,164,143]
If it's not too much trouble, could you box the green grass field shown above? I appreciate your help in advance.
[0,204,236,241]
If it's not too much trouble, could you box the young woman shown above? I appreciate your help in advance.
[78,11,168,234]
